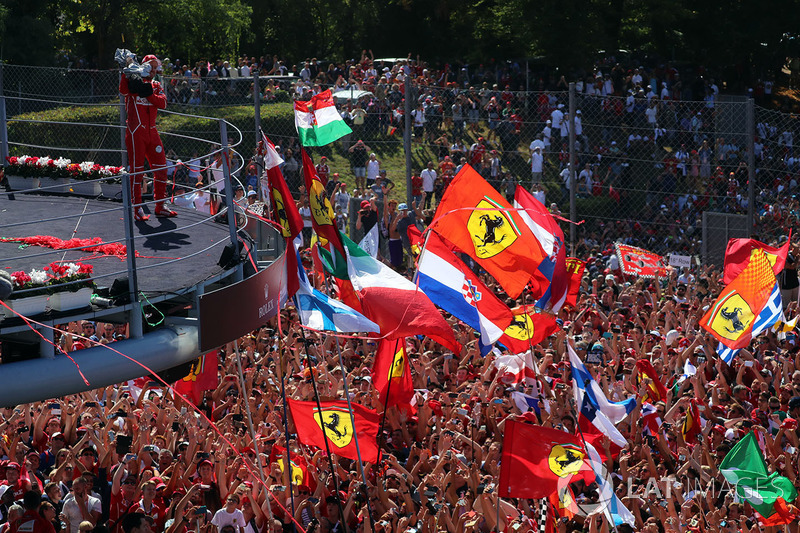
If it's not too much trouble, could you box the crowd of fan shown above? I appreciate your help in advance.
[2,235,800,533]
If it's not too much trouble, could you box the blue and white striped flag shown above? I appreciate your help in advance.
[718,282,782,364]
[294,249,380,333]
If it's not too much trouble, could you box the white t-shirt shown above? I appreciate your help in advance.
[193,191,211,213]
[211,508,246,531]
[420,169,436,192]
[299,206,312,228]
[62,494,102,533]
[366,160,380,182]
[531,152,543,173]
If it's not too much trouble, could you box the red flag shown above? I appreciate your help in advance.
[563,258,586,308]
[615,243,668,278]
[433,164,548,299]
[681,399,701,444]
[372,339,415,409]
[407,225,423,257]
[759,497,797,527]
[700,250,777,349]
[173,351,219,405]
[723,236,790,285]
[497,307,558,354]
[262,134,303,298]
[287,399,380,463]
[301,149,347,264]
[499,420,588,499]
[635,359,668,403]
[269,444,313,488]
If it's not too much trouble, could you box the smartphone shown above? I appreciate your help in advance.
[124,453,137,462]
[457,408,468,416]
[745,360,753,367]
[197,452,210,460]
[272,486,285,492]
[308,497,319,504]
[180,407,187,416]
[172,422,180,432]
[85,402,97,408]
[232,414,244,423]
[492,398,503,404]
[194,506,207,515]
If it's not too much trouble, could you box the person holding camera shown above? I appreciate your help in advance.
[118,53,177,221]
[355,199,378,235]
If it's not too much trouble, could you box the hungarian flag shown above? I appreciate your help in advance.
[499,420,589,499]
[680,398,701,444]
[262,133,303,297]
[269,444,312,488]
[615,243,668,278]
[720,431,798,525]
[287,399,379,463]
[497,307,558,354]
[294,89,352,146]
[514,185,568,312]
[343,233,460,352]
[723,235,790,285]
[700,250,778,350]
[564,258,586,308]
[173,350,219,405]
[635,359,668,403]
[433,164,548,299]
[372,339,415,409]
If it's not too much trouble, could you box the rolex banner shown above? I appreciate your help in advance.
[287,398,380,463]
[432,164,548,299]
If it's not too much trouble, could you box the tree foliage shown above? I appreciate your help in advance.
[1,0,800,78]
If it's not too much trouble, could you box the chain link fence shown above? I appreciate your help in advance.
[3,64,796,262]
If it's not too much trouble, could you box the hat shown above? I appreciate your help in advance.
[6,462,19,471]
[198,459,213,469]
[247,190,257,197]
[50,432,65,440]
[665,329,680,346]
[590,343,604,353]
[320,156,327,160]
[398,203,408,210]
[605,274,615,281]
[360,200,370,209]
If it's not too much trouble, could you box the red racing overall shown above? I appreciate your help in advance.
[119,74,173,219]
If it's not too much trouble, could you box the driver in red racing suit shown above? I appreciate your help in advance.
[119,54,177,220]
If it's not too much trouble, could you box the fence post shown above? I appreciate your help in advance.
[253,72,264,259]
[0,62,8,164]
[220,119,244,282]
[119,72,127,168]
[747,98,755,236]
[568,83,576,255]
[404,65,413,207]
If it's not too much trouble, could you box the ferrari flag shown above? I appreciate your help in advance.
[288,399,379,463]
[700,250,777,350]
[433,164,548,299]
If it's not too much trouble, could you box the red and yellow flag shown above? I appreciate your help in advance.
[635,359,668,403]
[563,258,586,308]
[432,164,548,299]
[173,350,218,405]
[723,235,790,285]
[700,250,776,349]
[287,399,379,463]
[371,339,415,409]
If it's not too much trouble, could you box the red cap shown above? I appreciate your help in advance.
[360,200,370,209]
[240,447,256,456]
[6,462,20,470]
[519,412,538,423]
[198,459,213,469]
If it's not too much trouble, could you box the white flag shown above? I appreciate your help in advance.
[358,224,379,259]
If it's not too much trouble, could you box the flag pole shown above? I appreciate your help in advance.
[231,341,275,525]
[319,270,377,533]
[295,301,350,533]
[376,338,400,471]
[564,338,621,533]
[275,332,297,528]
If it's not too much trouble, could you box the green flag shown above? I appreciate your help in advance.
[719,432,797,521]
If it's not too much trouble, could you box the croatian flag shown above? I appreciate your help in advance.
[416,231,513,344]
[294,248,380,333]
[514,186,568,311]
[569,343,635,447]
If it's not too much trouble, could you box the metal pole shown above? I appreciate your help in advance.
[219,119,244,282]
[121,172,143,338]
[747,98,755,236]
[568,83,576,255]
[231,343,274,525]
[253,76,264,260]
[404,65,413,207]
[119,72,127,168]
[0,62,8,164]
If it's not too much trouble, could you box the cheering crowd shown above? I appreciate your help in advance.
[1,229,800,533]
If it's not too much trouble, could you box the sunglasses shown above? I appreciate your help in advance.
[299,491,311,495]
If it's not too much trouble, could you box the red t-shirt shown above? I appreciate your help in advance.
[411,176,423,196]
[109,491,134,527]
[10,510,55,533]
[128,500,165,531]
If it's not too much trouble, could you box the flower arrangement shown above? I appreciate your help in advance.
[10,262,95,298]
[5,155,125,181]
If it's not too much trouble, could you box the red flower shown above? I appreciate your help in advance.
[77,263,93,274]
[7,156,18,165]
[10,271,31,287]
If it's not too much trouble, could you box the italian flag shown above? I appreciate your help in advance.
[294,89,352,146]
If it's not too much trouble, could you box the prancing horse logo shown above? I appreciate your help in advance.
[466,199,519,258]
